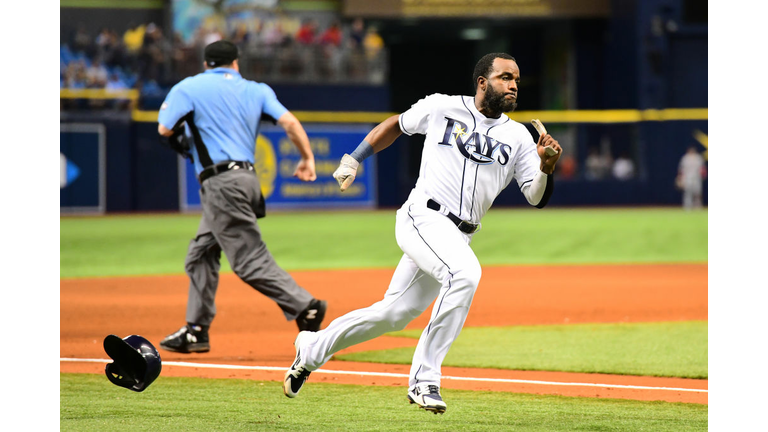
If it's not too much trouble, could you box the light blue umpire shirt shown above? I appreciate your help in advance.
[158,67,288,175]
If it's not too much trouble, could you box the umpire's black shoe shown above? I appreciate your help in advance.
[296,299,327,332]
[159,323,210,353]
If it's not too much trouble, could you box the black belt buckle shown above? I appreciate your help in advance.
[200,161,253,183]
[457,220,479,234]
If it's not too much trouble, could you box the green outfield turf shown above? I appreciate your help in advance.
[60,374,707,431]
[336,321,708,379]
[60,208,707,278]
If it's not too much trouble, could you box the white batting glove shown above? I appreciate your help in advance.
[332,154,359,192]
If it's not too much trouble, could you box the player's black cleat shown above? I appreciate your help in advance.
[283,331,312,398]
[407,383,447,414]
[159,323,210,353]
[296,299,327,332]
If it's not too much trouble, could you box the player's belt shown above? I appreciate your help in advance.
[426,199,480,234]
[199,160,254,183]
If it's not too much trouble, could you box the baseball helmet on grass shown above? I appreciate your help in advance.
[104,334,162,392]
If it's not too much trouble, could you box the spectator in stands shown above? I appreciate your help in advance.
[295,19,317,44]
[86,59,109,88]
[71,24,93,57]
[612,152,636,180]
[262,21,288,48]
[203,27,225,46]
[584,146,612,180]
[558,155,577,180]
[123,23,146,54]
[230,22,252,46]
[105,73,128,92]
[138,23,171,85]
[363,25,384,59]
[94,28,127,70]
[318,21,344,80]
[95,27,112,52]
[63,60,88,89]
[349,17,365,50]
[319,21,342,47]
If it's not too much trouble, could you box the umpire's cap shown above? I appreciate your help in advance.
[204,40,238,68]
[104,334,162,392]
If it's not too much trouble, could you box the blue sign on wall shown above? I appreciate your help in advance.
[180,125,376,211]
[60,123,106,213]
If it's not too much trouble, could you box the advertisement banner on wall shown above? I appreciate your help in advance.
[60,123,106,214]
[180,125,376,211]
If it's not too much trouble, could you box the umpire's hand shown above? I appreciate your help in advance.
[332,154,359,192]
[294,157,317,181]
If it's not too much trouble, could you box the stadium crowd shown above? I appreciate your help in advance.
[61,17,386,94]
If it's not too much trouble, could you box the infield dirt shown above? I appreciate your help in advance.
[60,264,707,404]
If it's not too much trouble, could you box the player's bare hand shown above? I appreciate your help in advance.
[293,157,317,181]
[332,154,359,192]
[537,133,562,173]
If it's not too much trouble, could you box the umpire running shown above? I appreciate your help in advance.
[156,40,327,354]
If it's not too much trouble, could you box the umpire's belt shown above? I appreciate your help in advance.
[199,161,254,183]
[427,199,480,234]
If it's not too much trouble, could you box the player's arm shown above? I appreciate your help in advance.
[519,133,563,208]
[277,111,316,181]
[332,115,401,191]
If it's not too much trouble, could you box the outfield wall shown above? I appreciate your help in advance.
[60,106,707,213]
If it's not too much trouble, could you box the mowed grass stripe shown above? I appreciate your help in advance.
[60,208,707,278]
[60,374,707,431]
[336,321,708,379]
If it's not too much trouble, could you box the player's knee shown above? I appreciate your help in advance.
[455,263,482,288]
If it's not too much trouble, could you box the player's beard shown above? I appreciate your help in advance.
[482,85,517,116]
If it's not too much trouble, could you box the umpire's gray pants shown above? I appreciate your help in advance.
[184,169,314,326]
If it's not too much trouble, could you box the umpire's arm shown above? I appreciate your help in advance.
[158,124,173,136]
[277,112,317,181]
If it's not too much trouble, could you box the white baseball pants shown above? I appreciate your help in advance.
[301,189,481,387]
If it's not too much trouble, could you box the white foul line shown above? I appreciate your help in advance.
[61,358,707,394]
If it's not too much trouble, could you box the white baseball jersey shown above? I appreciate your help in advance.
[399,93,545,223]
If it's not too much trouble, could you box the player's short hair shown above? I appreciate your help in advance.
[473,53,516,90]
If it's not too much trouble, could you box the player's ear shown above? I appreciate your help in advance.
[477,76,486,92]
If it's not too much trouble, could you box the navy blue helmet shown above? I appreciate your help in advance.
[104,334,162,392]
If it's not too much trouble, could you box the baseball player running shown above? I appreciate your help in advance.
[156,40,327,354]
[283,53,561,413]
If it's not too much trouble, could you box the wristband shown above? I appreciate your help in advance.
[350,140,374,163]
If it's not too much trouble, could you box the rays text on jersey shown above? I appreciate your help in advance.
[438,117,512,165]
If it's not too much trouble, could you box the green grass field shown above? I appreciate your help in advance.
[337,321,708,378]
[60,208,708,428]
[60,374,707,431]
[60,208,707,278]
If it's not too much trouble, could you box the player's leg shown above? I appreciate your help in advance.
[284,253,440,398]
[159,216,220,353]
[299,254,441,370]
[202,170,321,327]
[397,202,482,391]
